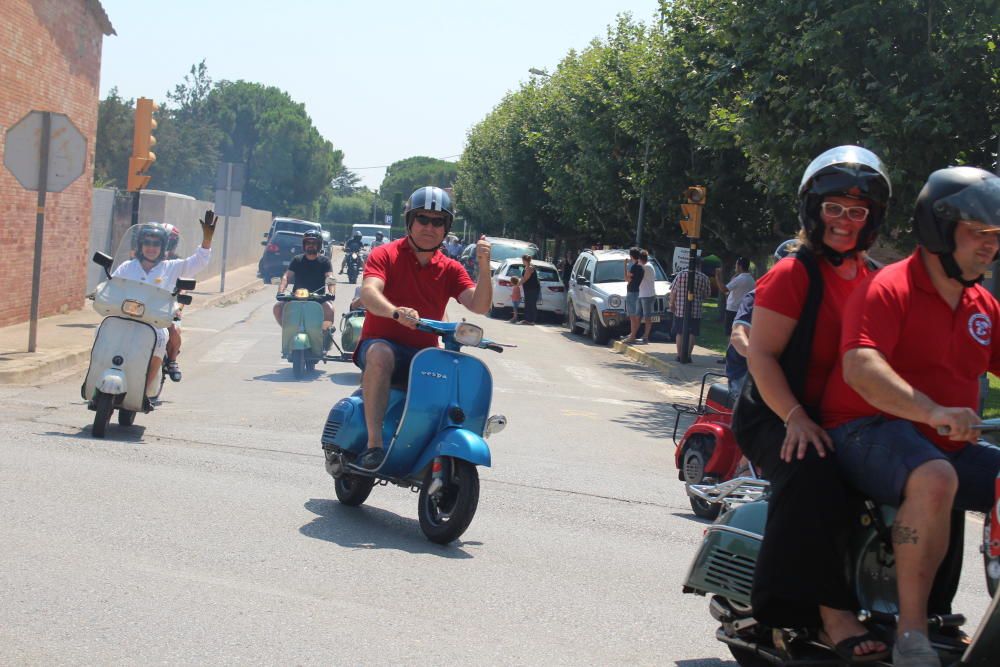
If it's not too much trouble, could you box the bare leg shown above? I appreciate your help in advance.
[895,460,958,635]
[642,317,653,341]
[273,302,284,325]
[361,342,395,450]
[146,356,162,395]
[166,325,181,360]
[322,302,336,329]
[628,315,640,340]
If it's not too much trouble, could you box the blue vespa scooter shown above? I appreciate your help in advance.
[320,317,510,544]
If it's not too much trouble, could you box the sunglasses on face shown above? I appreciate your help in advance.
[413,214,447,228]
[821,201,870,222]
[959,220,1000,237]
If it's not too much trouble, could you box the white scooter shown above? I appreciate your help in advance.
[81,249,195,438]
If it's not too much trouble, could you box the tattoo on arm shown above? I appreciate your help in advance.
[892,523,919,545]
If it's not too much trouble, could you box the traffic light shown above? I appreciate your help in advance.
[127,97,157,191]
[680,185,707,238]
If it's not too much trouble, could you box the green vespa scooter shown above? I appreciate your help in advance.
[276,287,343,379]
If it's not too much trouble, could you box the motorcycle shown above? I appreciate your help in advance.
[82,243,195,438]
[320,316,510,544]
[671,372,758,520]
[338,308,365,361]
[276,287,342,379]
[346,251,363,285]
[682,419,1000,666]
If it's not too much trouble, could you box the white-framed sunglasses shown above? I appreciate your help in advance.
[821,201,870,222]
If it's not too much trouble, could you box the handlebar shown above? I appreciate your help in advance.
[937,417,1000,436]
[276,291,334,303]
[391,312,511,353]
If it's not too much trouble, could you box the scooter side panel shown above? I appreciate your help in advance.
[322,389,407,455]
[380,348,492,477]
[682,500,766,605]
[83,317,156,412]
[411,428,492,473]
[281,301,324,357]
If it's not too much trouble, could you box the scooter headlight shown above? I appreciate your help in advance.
[293,288,310,299]
[121,299,145,317]
[454,323,483,347]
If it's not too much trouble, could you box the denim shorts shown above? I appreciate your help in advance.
[830,416,1000,512]
[638,296,655,318]
[671,316,701,337]
[511,299,521,309]
[355,338,420,385]
[626,292,640,316]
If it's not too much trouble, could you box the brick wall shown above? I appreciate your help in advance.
[0,0,111,327]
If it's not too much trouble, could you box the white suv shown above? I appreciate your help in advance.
[565,249,671,344]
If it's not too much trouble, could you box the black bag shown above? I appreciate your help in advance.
[731,248,824,455]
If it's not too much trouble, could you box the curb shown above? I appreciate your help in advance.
[0,276,266,386]
[610,340,722,389]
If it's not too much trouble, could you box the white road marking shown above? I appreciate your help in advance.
[494,386,630,406]
[564,366,624,393]
[494,358,546,385]
[200,338,260,364]
[177,326,220,333]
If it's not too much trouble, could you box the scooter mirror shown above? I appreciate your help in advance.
[175,278,197,292]
[454,322,484,347]
[176,294,193,306]
[92,251,113,269]
[484,414,507,438]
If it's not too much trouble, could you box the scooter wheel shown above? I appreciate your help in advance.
[418,459,480,544]
[118,409,136,426]
[335,474,375,506]
[292,350,306,379]
[92,392,113,438]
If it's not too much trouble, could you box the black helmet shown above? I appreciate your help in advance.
[134,223,168,263]
[352,230,362,239]
[303,230,323,253]
[798,146,892,261]
[914,166,1000,285]
[375,231,384,239]
[405,186,453,231]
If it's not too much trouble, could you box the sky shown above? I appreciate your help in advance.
[97,0,661,190]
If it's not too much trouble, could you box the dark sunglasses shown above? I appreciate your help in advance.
[413,214,447,228]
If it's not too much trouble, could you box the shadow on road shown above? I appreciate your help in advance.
[671,511,713,525]
[250,369,325,383]
[299,498,476,558]
[675,659,738,667]
[39,423,148,443]
[327,370,362,386]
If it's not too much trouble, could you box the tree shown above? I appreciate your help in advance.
[94,87,134,188]
[379,156,458,202]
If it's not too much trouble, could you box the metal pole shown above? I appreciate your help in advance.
[679,238,699,364]
[635,137,650,247]
[27,112,51,353]
[220,163,232,293]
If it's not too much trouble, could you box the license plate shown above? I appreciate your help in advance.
[649,315,661,323]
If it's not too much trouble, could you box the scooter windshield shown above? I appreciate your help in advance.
[110,222,199,291]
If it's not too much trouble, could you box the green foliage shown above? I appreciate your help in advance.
[456,1,999,261]
[94,87,134,188]
[379,156,458,202]
[324,193,376,226]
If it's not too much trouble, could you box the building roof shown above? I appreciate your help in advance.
[87,0,116,36]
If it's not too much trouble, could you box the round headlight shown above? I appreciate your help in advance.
[609,295,623,309]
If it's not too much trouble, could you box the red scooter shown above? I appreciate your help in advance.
[672,372,762,519]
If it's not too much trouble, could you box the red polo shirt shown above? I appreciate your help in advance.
[755,254,873,409]
[821,250,1000,452]
[359,237,475,350]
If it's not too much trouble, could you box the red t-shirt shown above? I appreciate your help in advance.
[359,237,476,350]
[754,254,873,409]
[821,251,1000,452]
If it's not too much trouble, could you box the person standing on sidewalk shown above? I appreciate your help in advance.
[622,247,644,343]
[720,257,756,335]
[668,266,711,360]
[509,276,522,323]
[637,249,657,343]
[520,254,540,325]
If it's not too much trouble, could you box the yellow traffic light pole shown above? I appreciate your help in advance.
[127,97,157,226]
[678,186,706,364]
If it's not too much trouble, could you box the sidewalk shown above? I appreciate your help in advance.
[610,332,726,397]
[0,263,266,385]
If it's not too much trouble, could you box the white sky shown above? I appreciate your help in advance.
[97,0,661,189]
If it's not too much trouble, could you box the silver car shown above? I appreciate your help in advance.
[565,249,671,344]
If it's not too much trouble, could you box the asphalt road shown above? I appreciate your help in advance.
[0,272,992,665]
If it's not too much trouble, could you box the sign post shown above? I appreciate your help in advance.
[3,110,87,352]
[214,162,245,292]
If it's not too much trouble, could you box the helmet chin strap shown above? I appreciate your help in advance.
[407,232,441,253]
[938,252,983,287]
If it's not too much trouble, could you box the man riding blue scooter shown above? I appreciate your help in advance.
[353,186,493,470]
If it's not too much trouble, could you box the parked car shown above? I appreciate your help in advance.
[258,231,305,283]
[565,249,672,344]
[264,217,322,241]
[460,237,539,280]
[489,258,565,320]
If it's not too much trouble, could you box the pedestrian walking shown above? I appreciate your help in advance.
[519,254,540,325]
[637,249,656,343]
[509,276,522,323]
[622,247,644,343]
[719,257,756,335]
[668,266,711,361]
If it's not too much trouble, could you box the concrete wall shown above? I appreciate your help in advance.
[0,0,113,326]
[87,189,272,289]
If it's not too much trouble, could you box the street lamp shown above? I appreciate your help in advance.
[528,67,551,78]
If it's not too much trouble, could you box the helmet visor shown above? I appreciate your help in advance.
[799,145,892,199]
[933,175,1000,228]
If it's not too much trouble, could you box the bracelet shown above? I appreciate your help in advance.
[784,404,804,426]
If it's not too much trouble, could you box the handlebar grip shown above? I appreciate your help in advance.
[486,343,503,353]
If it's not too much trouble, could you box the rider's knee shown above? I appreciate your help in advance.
[363,343,395,374]
[905,459,958,505]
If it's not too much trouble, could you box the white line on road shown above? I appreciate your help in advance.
[564,366,624,393]
[494,358,546,385]
[200,338,260,364]
[494,386,630,406]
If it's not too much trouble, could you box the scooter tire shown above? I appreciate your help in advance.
[118,409,136,427]
[682,436,722,520]
[348,270,358,285]
[92,392,113,438]
[335,474,375,506]
[292,349,306,379]
[418,459,480,544]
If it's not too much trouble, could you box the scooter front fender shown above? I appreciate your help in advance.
[413,428,492,473]
[291,332,311,351]
[97,369,127,397]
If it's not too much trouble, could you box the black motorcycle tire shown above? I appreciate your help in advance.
[418,459,480,544]
[334,474,375,506]
[728,646,772,667]
[118,409,136,426]
[92,391,113,438]
[682,435,721,520]
[306,359,317,372]
[292,349,306,379]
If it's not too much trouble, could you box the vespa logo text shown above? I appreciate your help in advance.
[420,371,448,380]
[968,313,992,346]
